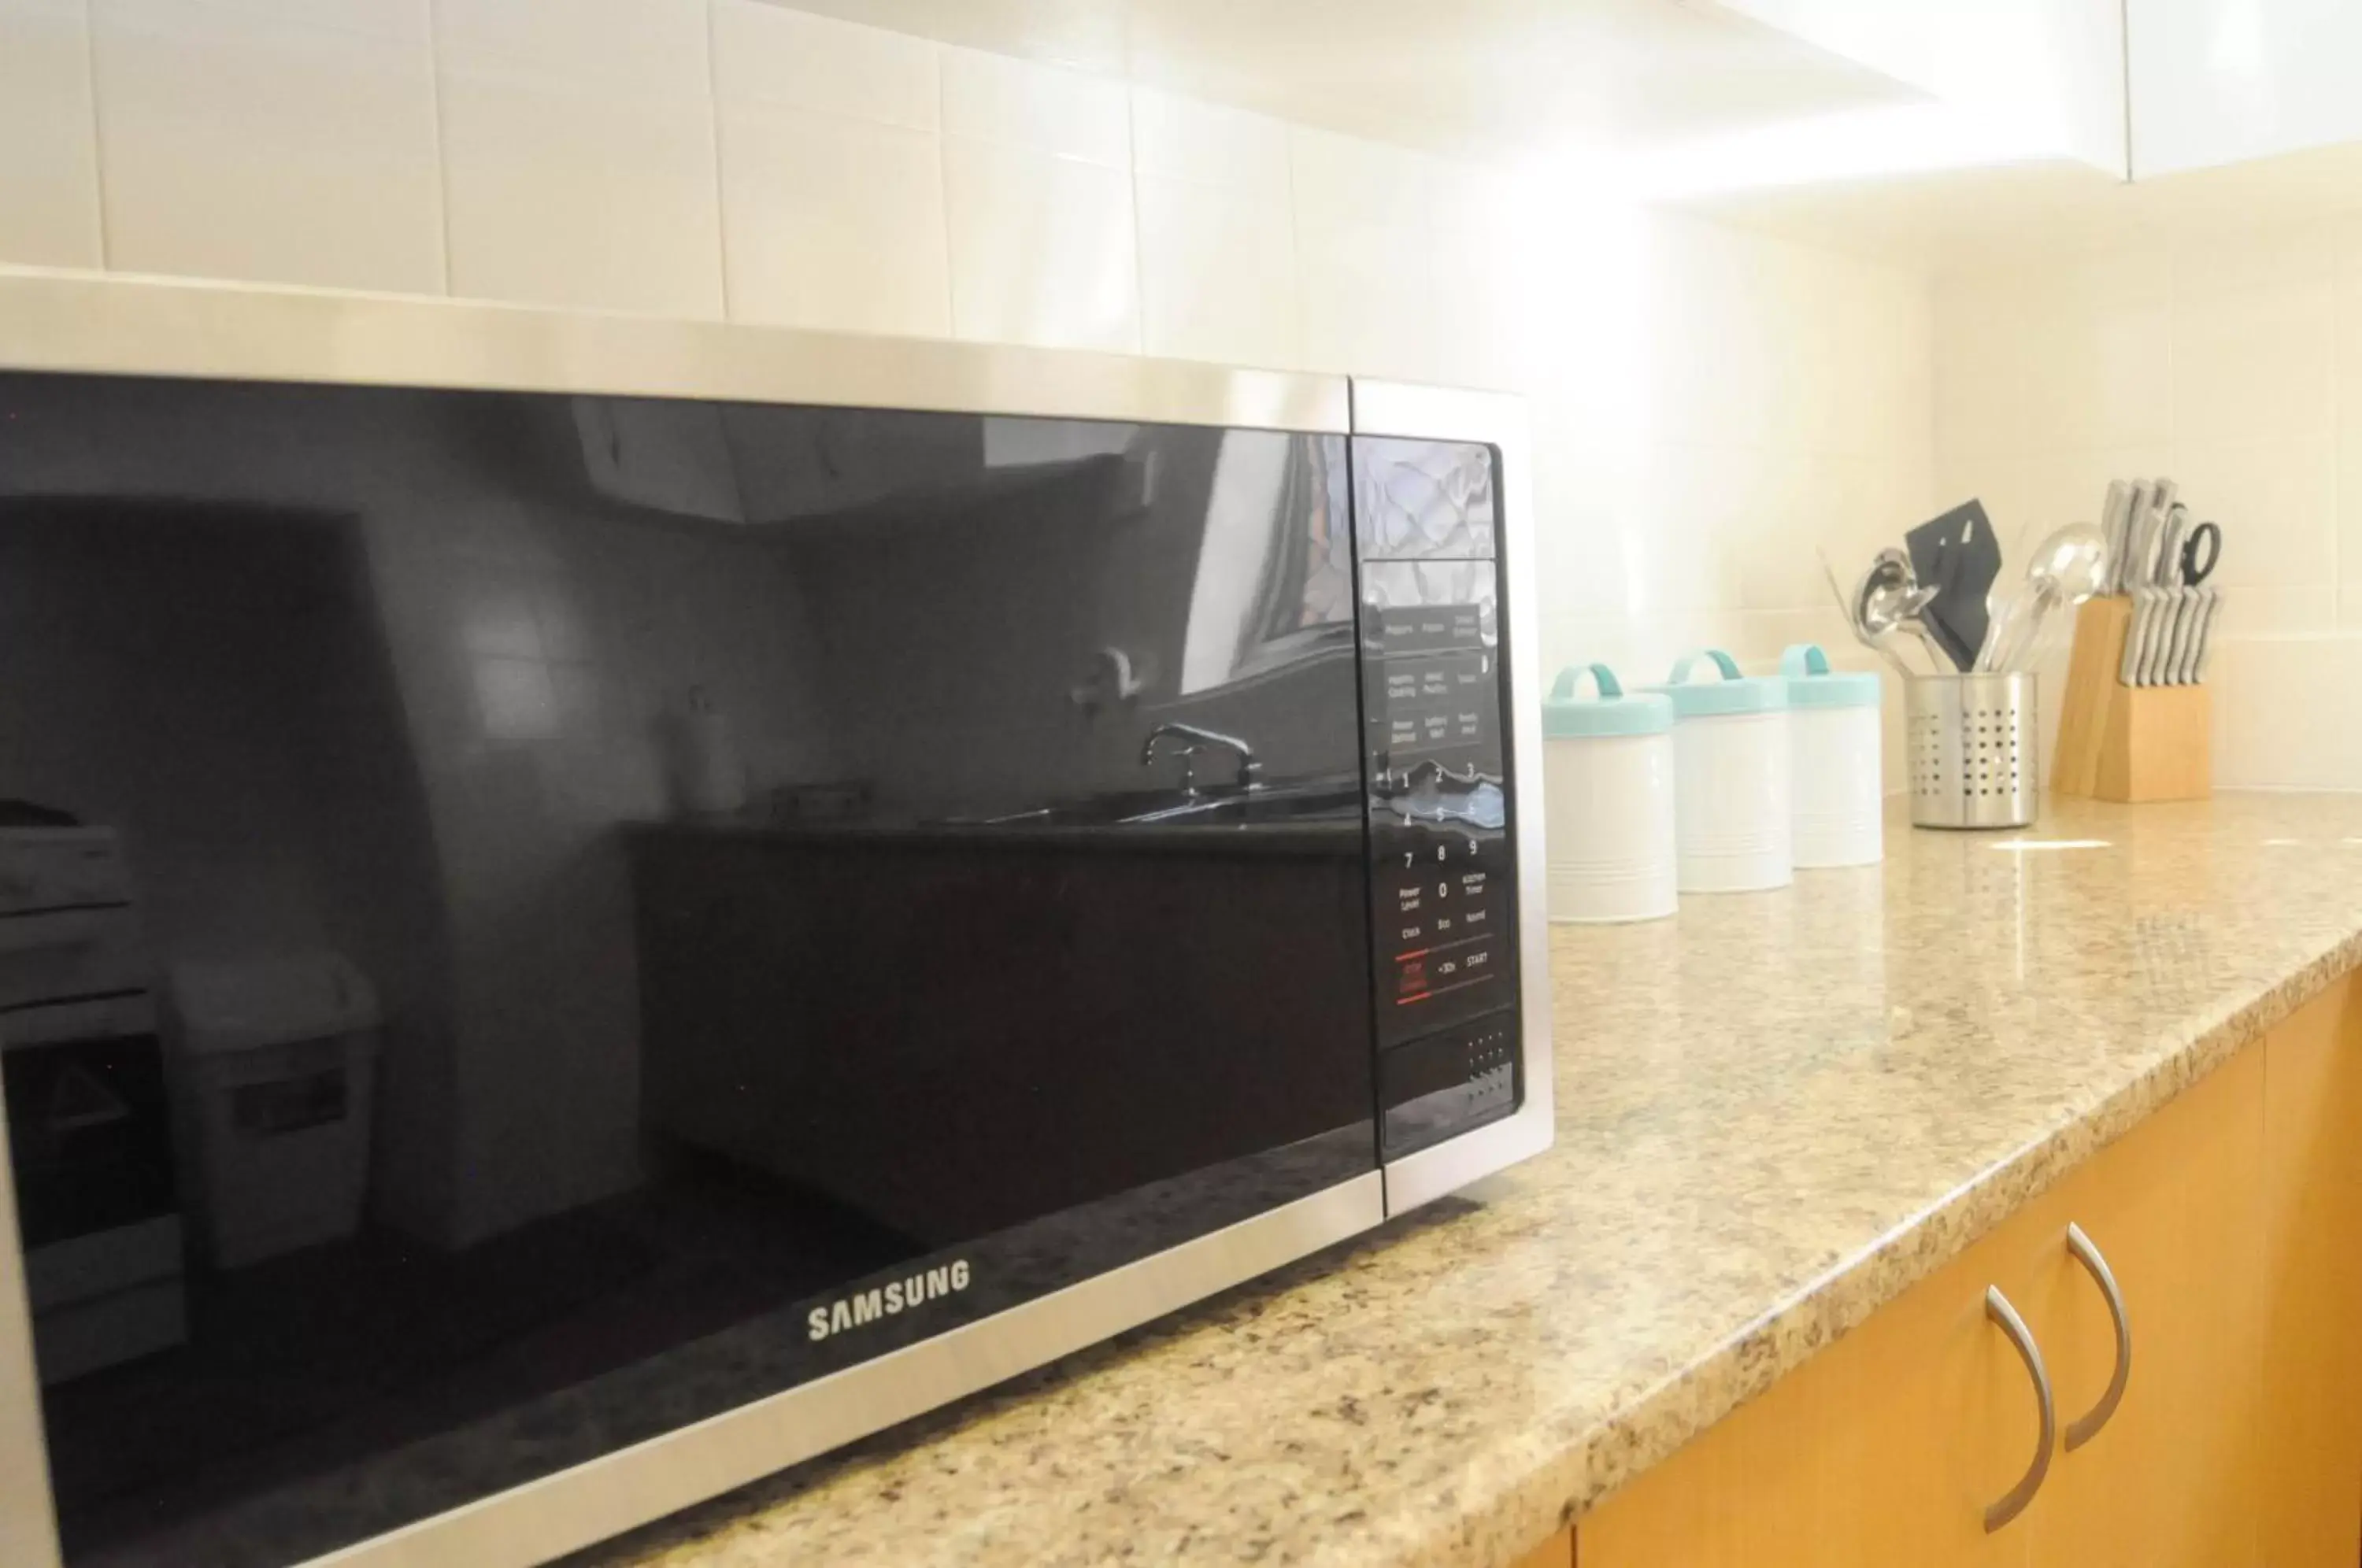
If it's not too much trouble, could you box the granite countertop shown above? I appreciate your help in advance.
[579,793,2362,1568]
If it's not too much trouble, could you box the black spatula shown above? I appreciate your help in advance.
[1905,499,2001,672]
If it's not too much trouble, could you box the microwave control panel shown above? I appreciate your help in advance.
[1352,437,1520,1155]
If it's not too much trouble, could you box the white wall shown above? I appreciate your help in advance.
[1934,220,2362,787]
[0,0,1937,733]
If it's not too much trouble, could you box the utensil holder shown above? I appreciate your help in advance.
[2052,596,2211,804]
[1907,672,2038,829]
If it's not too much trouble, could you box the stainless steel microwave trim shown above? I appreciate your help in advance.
[0,1096,64,1568]
[1347,379,1556,1215]
[0,266,1350,435]
[294,1171,1384,1568]
[0,272,1550,1568]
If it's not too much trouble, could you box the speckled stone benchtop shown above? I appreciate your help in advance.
[581,793,2362,1568]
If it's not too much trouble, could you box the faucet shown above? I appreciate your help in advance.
[1140,722,1262,797]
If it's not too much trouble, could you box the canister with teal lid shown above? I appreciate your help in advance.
[1540,664,1675,923]
[1782,642,1883,868]
[1650,649,1792,893]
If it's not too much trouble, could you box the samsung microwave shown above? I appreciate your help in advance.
[0,273,1552,1568]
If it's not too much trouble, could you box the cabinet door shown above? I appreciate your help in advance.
[2026,1043,2264,1568]
[1507,1529,1570,1568]
[2258,974,2362,1567]
[2127,0,2362,176]
[1579,1193,2057,1568]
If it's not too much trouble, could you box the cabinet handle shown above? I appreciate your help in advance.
[1983,1285,2054,1533]
[2061,1222,2131,1452]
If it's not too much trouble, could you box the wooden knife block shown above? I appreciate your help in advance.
[2052,595,2211,803]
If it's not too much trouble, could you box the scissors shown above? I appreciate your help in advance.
[2179,520,2221,586]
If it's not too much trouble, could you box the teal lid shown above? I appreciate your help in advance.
[1542,663,1673,738]
[1649,649,1788,717]
[1779,643,1882,709]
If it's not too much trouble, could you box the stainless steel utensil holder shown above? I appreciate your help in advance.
[1908,672,2038,829]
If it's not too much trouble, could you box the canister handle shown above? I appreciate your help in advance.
[1667,648,1742,685]
[1779,643,1831,679]
[1549,663,1623,702]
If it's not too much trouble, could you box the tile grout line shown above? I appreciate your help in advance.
[80,0,110,269]
[703,0,732,320]
[2332,226,2343,619]
[1126,84,1146,357]
[1279,105,1305,372]
[935,44,958,338]
[422,0,454,296]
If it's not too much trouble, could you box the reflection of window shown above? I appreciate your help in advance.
[463,571,595,744]
[1179,436,1349,694]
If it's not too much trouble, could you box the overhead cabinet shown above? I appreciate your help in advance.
[2126,0,2362,176]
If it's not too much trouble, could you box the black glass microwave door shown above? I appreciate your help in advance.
[0,375,1375,1566]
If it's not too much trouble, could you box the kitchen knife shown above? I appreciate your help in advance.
[2145,582,2177,685]
[2192,585,2224,683]
[2164,585,2200,682]
[2154,504,2189,590]
[2120,587,2150,685]
[2124,494,2159,597]
[2099,479,2133,597]
[2115,479,2154,594]
[2142,585,2175,685]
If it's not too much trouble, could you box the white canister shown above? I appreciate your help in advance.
[1781,643,1883,868]
[1652,649,1792,893]
[1542,664,1677,924]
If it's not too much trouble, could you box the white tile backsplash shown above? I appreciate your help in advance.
[431,0,708,100]
[2021,250,2174,451]
[2175,220,2338,302]
[940,46,1127,167]
[0,0,102,268]
[709,0,936,130]
[942,132,1138,352]
[1135,172,1297,368]
[1130,88,1290,204]
[437,57,724,316]
[1937,220,2362,787]
[1294,216,1433,379]
[2173,278,2336,444]
[1287,124,1441,235]
[718,101,950,336]
[90,0,444,290]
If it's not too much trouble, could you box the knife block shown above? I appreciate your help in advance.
[2052,595,2211,804]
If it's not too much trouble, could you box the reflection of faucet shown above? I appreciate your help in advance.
[1140,722,1261,797]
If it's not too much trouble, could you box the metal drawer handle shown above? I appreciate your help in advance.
[1983,1285,2054,1533]
[2062,1222,2132,1451]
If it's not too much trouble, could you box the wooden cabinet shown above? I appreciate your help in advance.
[2258,977,2362,1566]
[1583,1200,2057,1566]
[1579,974,2362,1567]
[1509,1529,1571,1568]
[2023,1043,2264,1568]
[1580,1177,2056,1567]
